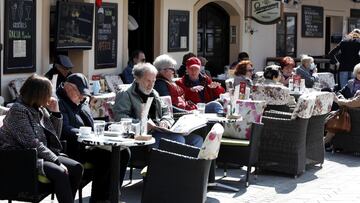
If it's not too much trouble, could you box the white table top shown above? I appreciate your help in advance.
[77,134,155,147]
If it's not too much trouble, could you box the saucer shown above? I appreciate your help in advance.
[104,131,123,137]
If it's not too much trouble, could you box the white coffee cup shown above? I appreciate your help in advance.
[108,124,123,132]
[79,126,91,136]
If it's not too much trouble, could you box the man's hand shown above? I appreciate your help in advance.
[159,121,171,129]
[208,81,221,88]
[190,85,204,92]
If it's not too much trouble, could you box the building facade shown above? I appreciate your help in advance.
[0,0,359,101]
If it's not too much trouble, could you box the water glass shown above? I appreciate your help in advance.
[121,118,133,134]
[94,120,106,137]
[197,103,206,114]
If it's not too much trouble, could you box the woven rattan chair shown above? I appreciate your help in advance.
[216,123,264,187]
[0,149,53,203]
[141,139,211,203]
[332,107,360,152]
[259,115,309,177]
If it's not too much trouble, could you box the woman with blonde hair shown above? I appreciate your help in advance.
[329,29,360,88]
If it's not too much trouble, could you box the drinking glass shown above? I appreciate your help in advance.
[121,118,133,135]
[197,103,206,114]
[94,120,106,137]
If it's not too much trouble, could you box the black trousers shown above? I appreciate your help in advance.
[43,155,83,203]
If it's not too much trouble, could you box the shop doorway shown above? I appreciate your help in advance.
[197,2,229,77]
[128,0,154,63]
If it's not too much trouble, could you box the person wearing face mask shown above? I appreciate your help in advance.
[113,63,203,148]
[57,73,130,203]
[295,55,319,88]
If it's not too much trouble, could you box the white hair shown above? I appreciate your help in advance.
[153,54,177,72]
[132,62,158,79]
[353,63,360,77]
[300,54,314,65]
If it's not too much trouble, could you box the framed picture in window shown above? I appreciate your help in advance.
[168,10,189,52]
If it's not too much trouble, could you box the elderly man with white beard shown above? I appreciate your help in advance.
[113,62,203,148]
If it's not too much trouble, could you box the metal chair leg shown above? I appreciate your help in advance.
[78,188,83,203]
[51,193,54,200]
[224,163,227,177]
[129,166,133,184]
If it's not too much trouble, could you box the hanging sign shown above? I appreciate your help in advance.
[246,0,283,24]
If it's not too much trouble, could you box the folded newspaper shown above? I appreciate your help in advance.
[149,114,207,135]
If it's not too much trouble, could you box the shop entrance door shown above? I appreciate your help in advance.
[197,3,229,77]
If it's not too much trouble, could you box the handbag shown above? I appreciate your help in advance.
[325,107,351,133]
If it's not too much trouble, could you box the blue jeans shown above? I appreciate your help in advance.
[339,71,353,89]
[151,131,203,148]
[205,101,223,114]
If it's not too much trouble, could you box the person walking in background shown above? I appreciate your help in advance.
[45,55,73,88]
[122,50,146,84]
[329,29,360,88]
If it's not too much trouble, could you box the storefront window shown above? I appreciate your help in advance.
[276,13,297,57]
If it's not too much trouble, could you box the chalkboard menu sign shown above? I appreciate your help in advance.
[348,18,360,33]
[95,3,117,69]
[56,1,94,49]
[168,10,189,52]
[302,5,324,38]
[4,0,36,74]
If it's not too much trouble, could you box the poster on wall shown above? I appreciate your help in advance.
[4,0,36,74]
[95,3,118,69]
[245,0,283,25]
[168,10,189,52]
[301,5,324,38]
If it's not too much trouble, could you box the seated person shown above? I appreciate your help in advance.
[113,62,203,148]
[153,54,196,113]
[337,63,360,99]
[176,57,224,113]
[279,56,295,86]
[0,74,83,203]
[198,56,212,77]
[295,55,319,88]
[45,55,73,88]
[261,65,283,85]
[229,51,250,70]
[57,73,130,202]
[324,93,360,144]
[122,50,146,84]
[177,52,196,77]
[233,60,254,88]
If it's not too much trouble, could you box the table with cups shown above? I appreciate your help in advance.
[77,119,154,203]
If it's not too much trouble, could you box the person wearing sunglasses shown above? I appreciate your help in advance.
[121,50,146,84]
[233,60,254,88]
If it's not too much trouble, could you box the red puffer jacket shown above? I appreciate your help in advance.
[176,75,225,104]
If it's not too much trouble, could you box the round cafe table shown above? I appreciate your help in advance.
[78,135,155,203]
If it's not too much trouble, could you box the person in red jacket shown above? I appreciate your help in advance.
[176,57,224,113]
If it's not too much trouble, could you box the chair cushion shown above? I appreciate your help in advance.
[198,123,224,160]
[221,138,250,146]
[38,175,51,184]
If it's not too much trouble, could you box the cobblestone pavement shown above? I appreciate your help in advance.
[5,152,360,203]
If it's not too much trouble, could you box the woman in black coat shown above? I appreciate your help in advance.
[0,74,83,203]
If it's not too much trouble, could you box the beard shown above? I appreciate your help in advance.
[138,84,153,95]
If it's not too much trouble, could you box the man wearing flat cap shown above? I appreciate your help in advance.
[45,55,74,88]
[57,73,130,202]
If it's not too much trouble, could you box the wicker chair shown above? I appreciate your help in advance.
[332,107,360,152]
[259,115,309,177]
[216,123,264,187]
[0,149,53,203]
[141,139,211,203]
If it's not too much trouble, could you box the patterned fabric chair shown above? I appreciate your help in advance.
[8,78,26,102]
[104,75,124,93]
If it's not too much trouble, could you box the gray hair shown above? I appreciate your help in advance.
[132,62,158,79]
[300,54,314,65]
[153,54,177,72]
[353,63,360,77]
